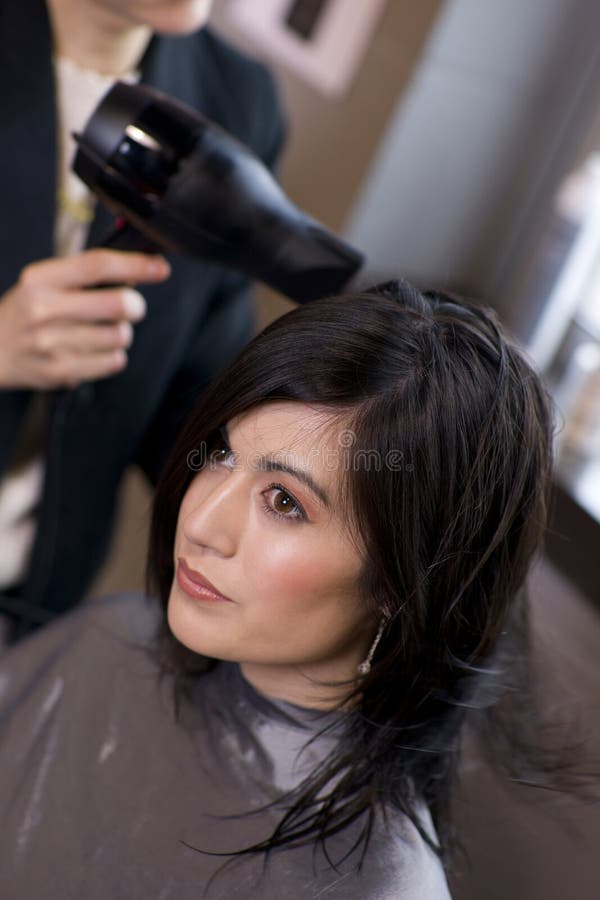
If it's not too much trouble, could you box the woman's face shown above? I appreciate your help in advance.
[167,402,374,707]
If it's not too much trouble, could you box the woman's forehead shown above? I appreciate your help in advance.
[228,403,348,457]
[225,403,357,516]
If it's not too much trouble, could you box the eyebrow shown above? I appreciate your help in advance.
[259,459,330,509]
[220,425,330,509]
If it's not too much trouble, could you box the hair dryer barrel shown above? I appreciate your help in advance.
[73,82,364,303]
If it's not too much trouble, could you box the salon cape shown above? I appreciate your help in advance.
[0,595,451,899]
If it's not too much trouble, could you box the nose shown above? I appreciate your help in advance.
[181,470,247,558]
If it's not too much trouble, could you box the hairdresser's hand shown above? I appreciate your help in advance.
[0,249,171,390]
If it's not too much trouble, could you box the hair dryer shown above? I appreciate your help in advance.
[73,81,364,303]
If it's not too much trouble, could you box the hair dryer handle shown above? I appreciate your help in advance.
[98,218,162,254]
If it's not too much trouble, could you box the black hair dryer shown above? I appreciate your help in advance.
[73,81,364,303]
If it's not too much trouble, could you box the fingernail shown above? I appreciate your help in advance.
[123,289,147,321]
[148,256,170,277]
[118,321,134,346]
[114,349,128,369]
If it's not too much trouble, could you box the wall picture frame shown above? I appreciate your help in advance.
[225,0,388,97]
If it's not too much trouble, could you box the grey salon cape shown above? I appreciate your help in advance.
[0,594,451,899]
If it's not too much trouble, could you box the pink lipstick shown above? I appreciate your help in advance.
[176,558,232,603]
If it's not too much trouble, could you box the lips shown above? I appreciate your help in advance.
[176,558,232,603]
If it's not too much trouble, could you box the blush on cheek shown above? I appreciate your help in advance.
[253,539,356,607]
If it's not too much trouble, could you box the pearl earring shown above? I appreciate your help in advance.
[357,619,386,676]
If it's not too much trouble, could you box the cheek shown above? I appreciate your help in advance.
[241,526,359,609]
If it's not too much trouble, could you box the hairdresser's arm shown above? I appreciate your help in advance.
[0,250,170,390]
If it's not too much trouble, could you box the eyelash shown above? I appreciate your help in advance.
[208,441,306,523]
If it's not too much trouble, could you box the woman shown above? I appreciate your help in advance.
[0,282,552,898]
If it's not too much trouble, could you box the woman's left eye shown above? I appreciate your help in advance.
[262,485,306,522]
[208,440,234,467]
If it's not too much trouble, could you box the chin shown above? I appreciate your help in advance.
[145,1,213,35]
[166,591,221,659]
[166,593,194,650]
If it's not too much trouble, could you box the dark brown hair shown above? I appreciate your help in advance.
[148,281,553,864]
